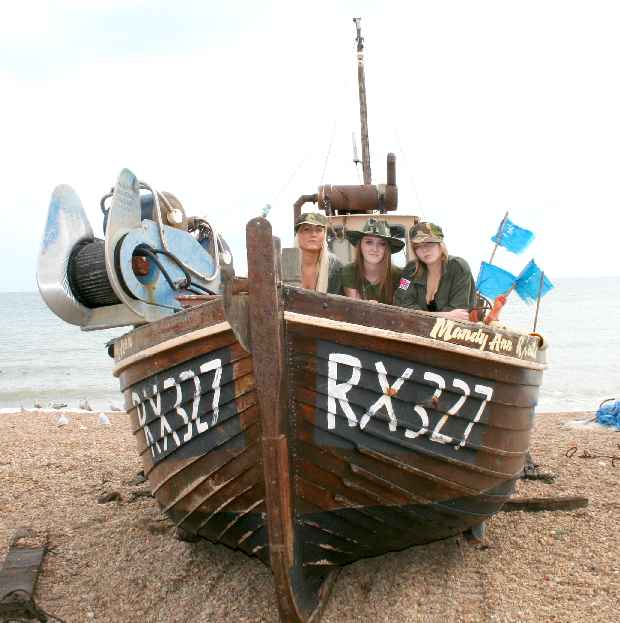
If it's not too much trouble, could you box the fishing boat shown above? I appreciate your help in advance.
[37,19,546,623]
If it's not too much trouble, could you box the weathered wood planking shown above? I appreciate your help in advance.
[108,217,545,623]
[113,298,268,562]
[283,287,544,366]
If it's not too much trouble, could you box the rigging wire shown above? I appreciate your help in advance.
[319,117,338,185]
[319,57,358,185]
[393,128,423,214]
[355,162,363,185]
[267,52,357,209]
[270,149,314,206]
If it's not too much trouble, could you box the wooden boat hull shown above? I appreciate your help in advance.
[112,218,545,622]
[113,300,270,563]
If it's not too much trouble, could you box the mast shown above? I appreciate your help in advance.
[353,18,372,184]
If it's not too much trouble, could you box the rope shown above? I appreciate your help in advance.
[566,445,620,467]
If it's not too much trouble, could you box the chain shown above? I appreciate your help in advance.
[565,444,620,467]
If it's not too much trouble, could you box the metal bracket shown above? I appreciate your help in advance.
[37,184,94,327]
[103,168,172,324]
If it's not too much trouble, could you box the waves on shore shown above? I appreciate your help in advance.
[2,279,620,412]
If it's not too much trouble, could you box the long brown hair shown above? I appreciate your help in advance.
[354,236,394,302]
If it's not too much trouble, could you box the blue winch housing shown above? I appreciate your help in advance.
[37,168,233,330]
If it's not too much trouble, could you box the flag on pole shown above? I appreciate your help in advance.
[514,260,554,303]
[491,218,535,254]
[476,262,517,299]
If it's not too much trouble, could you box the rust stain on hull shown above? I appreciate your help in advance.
[111,219,543,623]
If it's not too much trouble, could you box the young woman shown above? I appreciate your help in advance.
[295,212,342,294]
[393,221,475,321]
[342,218,404,304]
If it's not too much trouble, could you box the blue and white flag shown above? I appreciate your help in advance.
[515,260,554,304]
[491,218,535,254]
[476,262,517,299]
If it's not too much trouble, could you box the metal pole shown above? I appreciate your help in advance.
[352,132,360,165]
[353,18,372,184]
[489,211,509,265]
[532,270,545,333]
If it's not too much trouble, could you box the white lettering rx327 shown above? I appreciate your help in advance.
[132,358,223,459]
[326,353,493,449]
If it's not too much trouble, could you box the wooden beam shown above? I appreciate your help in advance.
[501,496,589,512]
[0,530,47,622]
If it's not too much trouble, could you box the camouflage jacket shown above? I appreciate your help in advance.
[393,256,476,311]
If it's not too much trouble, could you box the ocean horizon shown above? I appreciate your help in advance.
[1,277,618,413]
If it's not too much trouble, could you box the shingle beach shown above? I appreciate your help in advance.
[1,410,618,622]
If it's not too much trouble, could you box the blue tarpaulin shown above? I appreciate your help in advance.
[595,400,620,429]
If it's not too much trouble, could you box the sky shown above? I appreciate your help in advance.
[2,0,620,292]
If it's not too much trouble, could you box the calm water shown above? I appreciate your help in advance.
[1,278,619,411]
[0,293,123,410]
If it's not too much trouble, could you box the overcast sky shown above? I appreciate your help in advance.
[2,0,620,292]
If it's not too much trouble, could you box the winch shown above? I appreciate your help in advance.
[37,168,233,330]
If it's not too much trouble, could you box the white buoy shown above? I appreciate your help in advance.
[98,413,111,426]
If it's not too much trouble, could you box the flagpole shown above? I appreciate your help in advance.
[489,211,509,265]
[532,270,545,333]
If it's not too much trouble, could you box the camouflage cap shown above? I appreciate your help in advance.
[345,218,405,253]
[294,212,328,232]
[409,221,444,245]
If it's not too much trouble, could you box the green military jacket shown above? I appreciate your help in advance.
[393,256,476,311]
[326,252,343,295]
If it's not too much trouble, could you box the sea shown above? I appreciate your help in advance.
[1,278,619,413]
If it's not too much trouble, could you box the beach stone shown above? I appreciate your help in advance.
[174,527,200,543]
[10,527,34,545]
[127,470,146,486]
[97,491,121,504]
[144,520,171,535]
[128,489,153,502]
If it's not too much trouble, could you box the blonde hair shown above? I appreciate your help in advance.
[412,241,449,279]
[294,230,330,293]
[353,236,394,302]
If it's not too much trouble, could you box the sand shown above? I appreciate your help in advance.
[1,410,618,622]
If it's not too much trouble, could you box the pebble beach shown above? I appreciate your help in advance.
[1,409,618,622]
